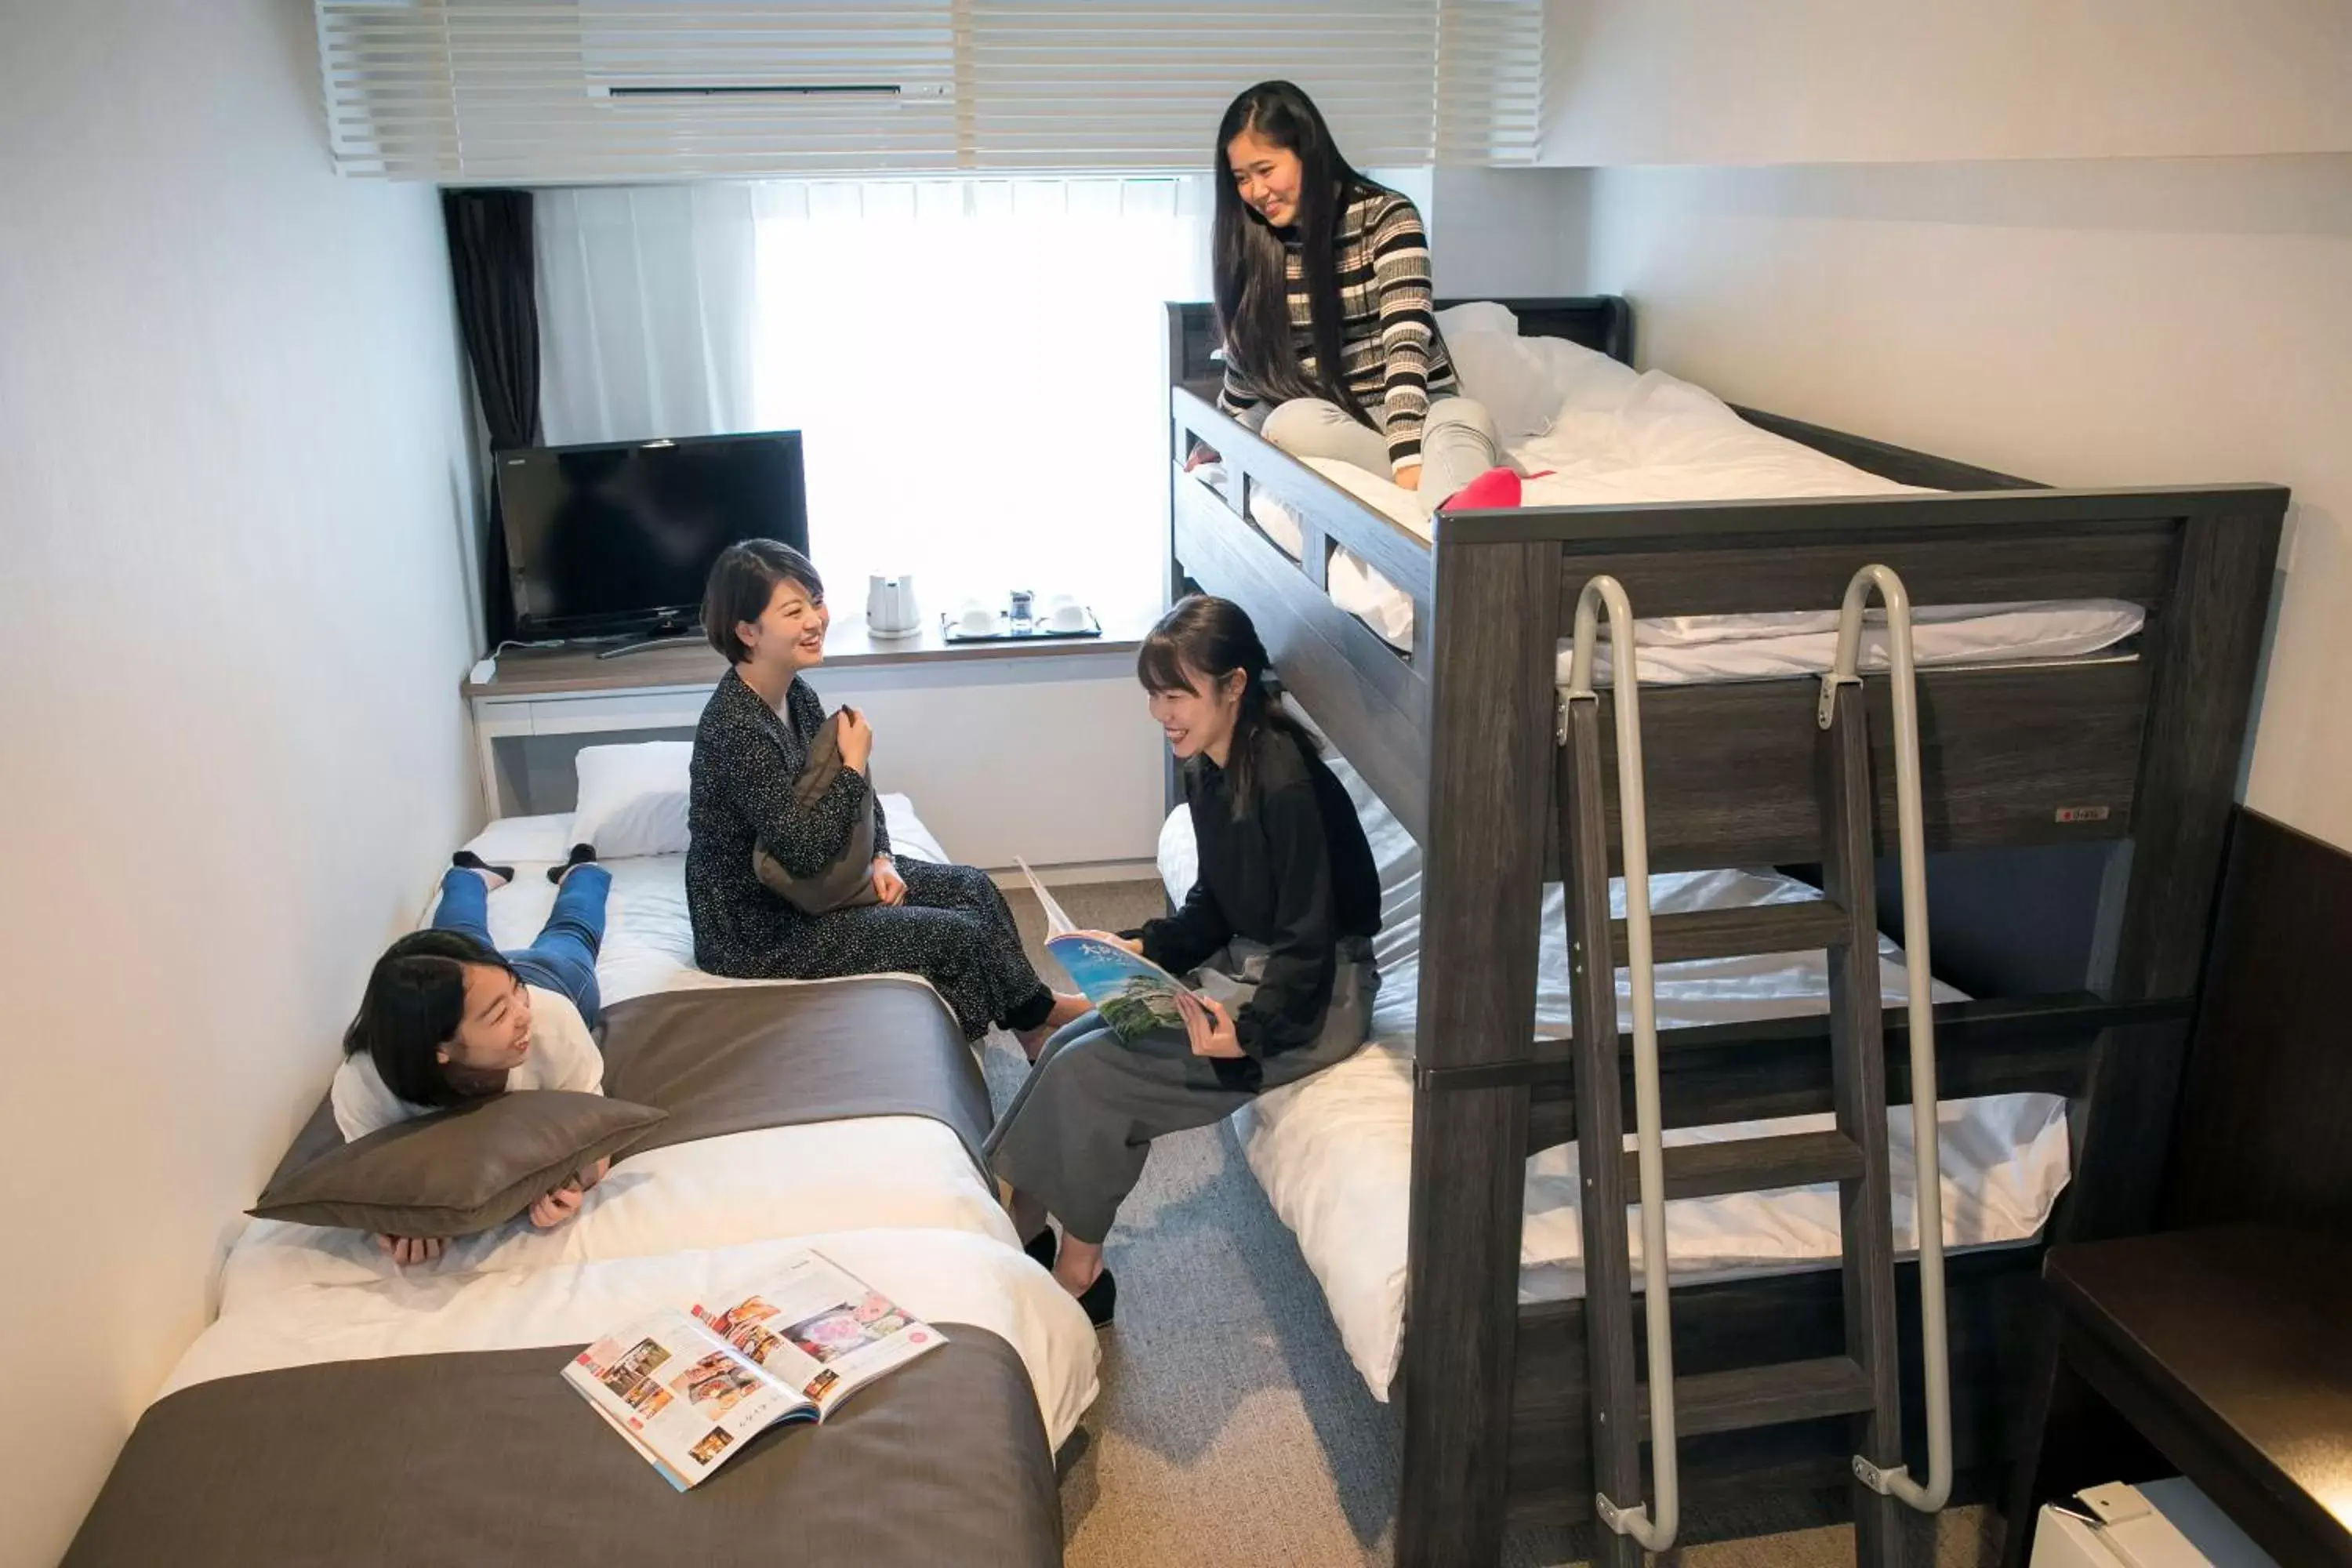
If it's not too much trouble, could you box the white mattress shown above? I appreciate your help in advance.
[459,792,953,1008]
[172,796,1102,1449]
[1156,751,2071,1400]
[1199,363,2143,680]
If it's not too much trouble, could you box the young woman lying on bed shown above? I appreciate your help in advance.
[1189,79,1519,511]
[988,597,1381,1324]
[685,539,1087,1052]
[334,848,612,1265]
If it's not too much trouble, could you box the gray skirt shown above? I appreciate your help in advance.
[985,937,1376,1245]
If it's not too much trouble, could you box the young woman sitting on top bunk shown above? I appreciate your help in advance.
[335,844,612,1265]
[988,596,1383,1325]
[684,539,1088,1051]
[1189,78,1519,510]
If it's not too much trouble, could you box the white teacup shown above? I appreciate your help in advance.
[1047,601,1091,632]
[955,602,996,635]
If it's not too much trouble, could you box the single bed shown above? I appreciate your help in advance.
[1157,746,2071,1401]
[68,796,1098,1568]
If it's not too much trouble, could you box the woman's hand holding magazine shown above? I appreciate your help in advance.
[1174,991,1243,1058]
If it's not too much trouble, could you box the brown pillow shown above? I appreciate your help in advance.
[249,1091,666,1238]
[752,709,880,914]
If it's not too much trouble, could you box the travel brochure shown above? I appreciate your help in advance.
[1018,859,1194,1044]
[564,1249,943,1490]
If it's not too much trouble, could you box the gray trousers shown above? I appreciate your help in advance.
[985,938,1377,1244]
[1257,395,1501,503]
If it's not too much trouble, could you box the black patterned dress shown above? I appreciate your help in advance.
[684,667,1054,1039]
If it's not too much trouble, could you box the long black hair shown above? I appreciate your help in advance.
[343,930,519,1109]
[1212,81,1387,423]
[1138,595,1316,817]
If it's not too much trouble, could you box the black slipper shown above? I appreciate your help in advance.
[1076,1267,1116,1329]
[548,844,597,885]
[452,850,515,884]
[1023,1228,1058,1270]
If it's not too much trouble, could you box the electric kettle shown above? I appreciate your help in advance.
[866,574,920,638]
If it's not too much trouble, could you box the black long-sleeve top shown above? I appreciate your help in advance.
[685,667,890,975]
[1129,725,1381,1062]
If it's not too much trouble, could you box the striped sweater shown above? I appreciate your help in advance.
[1218,186,1460,473]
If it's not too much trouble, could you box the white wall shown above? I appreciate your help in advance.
[1544,0,2352,166]
[0,2,481,1560]
[1426,166,1592,298]
[1581,154,2352,849]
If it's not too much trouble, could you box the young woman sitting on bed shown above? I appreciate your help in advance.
[334,848,613,1265]
[1187,79,1518,510]
[987,596,1382,1324]
[684,539,1088,1052]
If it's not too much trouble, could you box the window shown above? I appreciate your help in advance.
[536,176,1209,617]
[750,175,1209,615]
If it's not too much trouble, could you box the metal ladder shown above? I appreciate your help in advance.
[1556,570,1951,1566]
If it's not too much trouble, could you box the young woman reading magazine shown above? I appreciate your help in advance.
[989,596,1382,1325]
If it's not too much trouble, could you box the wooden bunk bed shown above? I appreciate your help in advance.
[1163,299,2286,1566]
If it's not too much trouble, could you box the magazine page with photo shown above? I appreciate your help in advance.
[563,1250,945,1490]
[1018,859,1194,1044]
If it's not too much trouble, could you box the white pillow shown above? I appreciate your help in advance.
[1433,300,1639,438]
[570,741,693,858]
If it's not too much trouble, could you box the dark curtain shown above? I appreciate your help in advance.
[443,188,541,648]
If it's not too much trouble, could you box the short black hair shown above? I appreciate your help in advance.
[343,930,518,1109]
[702,539,825,663]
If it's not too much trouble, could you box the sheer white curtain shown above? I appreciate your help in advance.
[536,175,1210,618]
[535,183,761,446]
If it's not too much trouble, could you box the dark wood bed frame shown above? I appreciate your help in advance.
[1163,299,2288,1565]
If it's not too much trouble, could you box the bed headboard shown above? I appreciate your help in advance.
[1166,296,1634,387]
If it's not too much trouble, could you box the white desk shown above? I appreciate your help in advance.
[463,611,1167,874]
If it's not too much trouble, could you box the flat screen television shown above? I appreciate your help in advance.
[495,430,810,640]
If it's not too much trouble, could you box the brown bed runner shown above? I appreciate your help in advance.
[64,1326,1061,1568]
[597,978,994,1172]
[267,975,995,1190]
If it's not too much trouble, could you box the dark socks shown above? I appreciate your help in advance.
[452,850,515,884]
[1076,1267,1116,1329]
[1003,985,1055,1034]
[1023,1228,1058,1270]
[548,844,597,885]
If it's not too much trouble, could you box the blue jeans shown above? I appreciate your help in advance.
[431,865,612,1029]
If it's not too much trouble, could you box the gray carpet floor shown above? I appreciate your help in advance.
[994,881,2005,1568]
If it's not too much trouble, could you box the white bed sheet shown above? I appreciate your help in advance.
[460,791,951,1008]
[1200,364,2143,679]
[1156,751,2071,1400]
[178,795,1101,1449]
[172,1228,1102,1450]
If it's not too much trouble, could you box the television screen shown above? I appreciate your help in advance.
[495,431,810,638]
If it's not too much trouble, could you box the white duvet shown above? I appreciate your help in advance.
[1201,356,2143,679]
[169,797,1102,1450]
[1158,750,2071,1400]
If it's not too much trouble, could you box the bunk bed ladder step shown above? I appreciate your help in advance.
[1618,1129,1867,1202]
[1637,1356,1878,1438]
[1820,671,1911,1566]
[1607,898,1853,964]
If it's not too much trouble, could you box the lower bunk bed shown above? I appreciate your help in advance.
[1158,742,2084,1530]
[66,798,1097,1568]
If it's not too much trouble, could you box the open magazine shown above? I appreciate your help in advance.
[563,1249,944,1490]
[1018,858,1193,1044]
